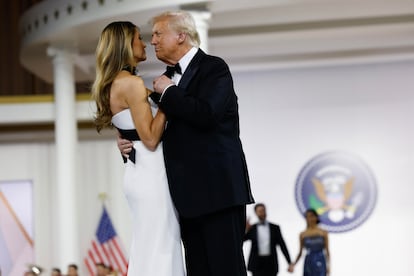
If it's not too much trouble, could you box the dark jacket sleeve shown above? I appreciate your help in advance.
[159,56,235,130]
[276,225,292,264]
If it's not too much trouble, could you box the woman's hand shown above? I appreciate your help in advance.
[117,133,133,157]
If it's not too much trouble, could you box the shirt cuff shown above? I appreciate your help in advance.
[160,84,175,102]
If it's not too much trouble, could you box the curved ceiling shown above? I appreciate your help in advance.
[19,0,414,83]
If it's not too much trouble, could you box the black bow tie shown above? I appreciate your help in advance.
[164,63,182,78]
[149,63,181,104]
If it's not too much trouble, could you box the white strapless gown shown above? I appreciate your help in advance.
[112,106,185,276]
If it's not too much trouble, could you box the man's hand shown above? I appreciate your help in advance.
[245,216,252,233]
[117,134,133,158]
[153,75,175,94]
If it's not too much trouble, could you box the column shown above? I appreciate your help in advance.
[189,10,212,53]
[47,46,79,268]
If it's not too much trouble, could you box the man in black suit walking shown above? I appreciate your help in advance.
[244,203,292,276]
[120,10,254,276]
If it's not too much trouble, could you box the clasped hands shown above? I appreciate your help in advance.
[153,75,175,95]
[287,264,294,273]
[118,74,175,158]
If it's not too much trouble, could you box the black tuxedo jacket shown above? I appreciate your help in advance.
[244,223,291,274]
[158,49,254,218]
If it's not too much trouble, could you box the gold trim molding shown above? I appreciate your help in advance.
[0,93,91,104]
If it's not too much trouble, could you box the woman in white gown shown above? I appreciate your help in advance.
[92,21,185,276]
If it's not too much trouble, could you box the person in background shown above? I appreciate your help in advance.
[288,209,330,276]
[107,266,119,276]
[118,10,254,276]
[95,263,108,276]
[51,268,61,276]
[66,264,78,276]
[244,203,292,276]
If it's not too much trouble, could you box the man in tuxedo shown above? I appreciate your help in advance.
[244,203,292,276]
[119,10,254,276]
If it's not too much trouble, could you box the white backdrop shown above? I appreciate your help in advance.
[235,60,414,276]
[0,59,413,275]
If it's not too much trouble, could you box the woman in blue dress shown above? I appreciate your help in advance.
[288,209,330,276]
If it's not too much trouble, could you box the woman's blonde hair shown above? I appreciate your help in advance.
[92,21,137,132]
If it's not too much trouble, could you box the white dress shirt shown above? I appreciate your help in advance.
[161,47,198,95]
[257,221,271,256]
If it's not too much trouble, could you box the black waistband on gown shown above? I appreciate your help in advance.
[117,128,140,164]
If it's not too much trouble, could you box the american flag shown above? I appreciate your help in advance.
[84,207,128,275]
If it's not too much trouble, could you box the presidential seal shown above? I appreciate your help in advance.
[295,151,377,233]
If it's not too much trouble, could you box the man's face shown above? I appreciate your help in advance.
[96,265,107,276]
[151,19,180,64]
[67,267,77,276]
[255,206,267,221]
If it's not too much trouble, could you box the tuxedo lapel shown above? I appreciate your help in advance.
[178,49,205,89]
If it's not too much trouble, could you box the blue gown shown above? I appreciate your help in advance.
[303,235,326,276]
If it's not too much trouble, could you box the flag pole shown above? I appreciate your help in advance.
[85,192,128,276]
[98,192,107,204]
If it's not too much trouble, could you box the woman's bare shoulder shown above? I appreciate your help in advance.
[114,74,145,96]
[321,228,329,237]
[115,73,144,89]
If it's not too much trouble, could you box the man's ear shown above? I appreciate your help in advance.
[178,32,186,43]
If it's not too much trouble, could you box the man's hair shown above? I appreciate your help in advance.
[254,203,266,211]
[151,10,201,47]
